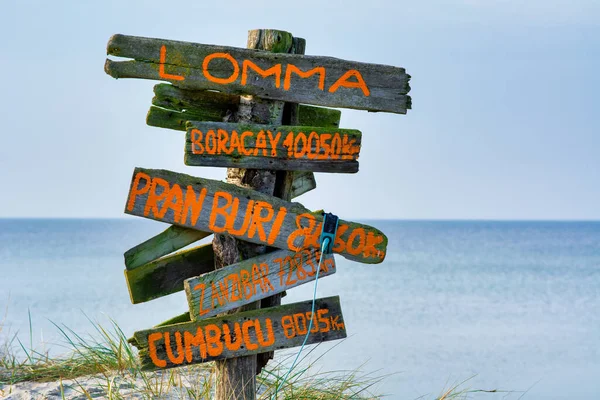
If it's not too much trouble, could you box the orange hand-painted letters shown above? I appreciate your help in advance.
[158,45,371,96]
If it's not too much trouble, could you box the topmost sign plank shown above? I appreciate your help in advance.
[105,34,411,114]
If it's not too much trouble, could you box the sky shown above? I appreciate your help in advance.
[1,0,598,219]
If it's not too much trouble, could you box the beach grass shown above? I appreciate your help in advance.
[0,315,386,399]
[0,315,502,399]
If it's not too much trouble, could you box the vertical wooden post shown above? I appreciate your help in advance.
[212,28,303,400]
[257,35,306,374]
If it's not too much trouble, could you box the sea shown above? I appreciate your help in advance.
[0,219,598,399]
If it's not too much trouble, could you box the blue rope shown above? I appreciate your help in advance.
[272,238,330,399]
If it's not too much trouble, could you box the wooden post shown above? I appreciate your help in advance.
[213,28,302,400]
[256,36,306,374]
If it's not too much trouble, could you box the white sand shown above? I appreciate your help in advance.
[0,368,214,399]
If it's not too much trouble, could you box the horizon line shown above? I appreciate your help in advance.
[1,217,599,223]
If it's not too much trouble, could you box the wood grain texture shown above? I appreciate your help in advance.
[105,34,411,113]
[124,167,388,264]
[129,296,346,370]
[124,225,211,270]
[184,121,361,173]
[184,248,335,320]
[125,243,214,304]
[146,84,342,132]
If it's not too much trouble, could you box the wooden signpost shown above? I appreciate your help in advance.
[105,28,410,400]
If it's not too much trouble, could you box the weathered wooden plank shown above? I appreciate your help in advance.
[124,168,387,264]
[153,83,239,122]
[129,296,346,370]
[146,84,342,132]
[146,106,189,131]
[124,224,211,270]
[185,248,335,320]
[184,121,361,173]
[290,171,316,198]
[105,34,411,113]
[125,243,214,304]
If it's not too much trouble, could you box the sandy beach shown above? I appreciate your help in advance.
[1,368,214,400]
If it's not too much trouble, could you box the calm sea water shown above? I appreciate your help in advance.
[0,219,598,399]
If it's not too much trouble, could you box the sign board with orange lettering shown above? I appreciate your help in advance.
[129,296,346,370]
[185,248,335,320]
[125,168,387,264]
[105,34,411,114]
[185,121,361,173]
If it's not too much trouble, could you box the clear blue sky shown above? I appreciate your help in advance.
[1,0,598,219]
